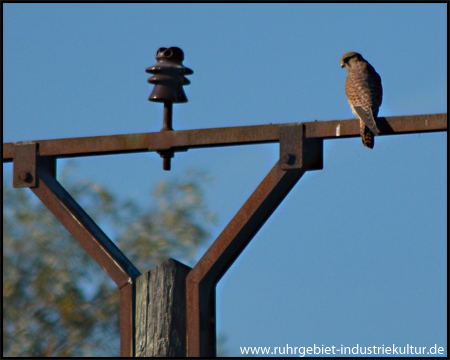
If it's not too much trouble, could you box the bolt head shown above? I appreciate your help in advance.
[19,171,31,182]
[282,154,296,165]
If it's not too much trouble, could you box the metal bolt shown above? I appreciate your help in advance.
[19,171,31,182]
[159,150,174,171]
[282,154,295,165]
[162,101,173,132]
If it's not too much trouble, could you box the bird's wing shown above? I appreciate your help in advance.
[352,105,380,135]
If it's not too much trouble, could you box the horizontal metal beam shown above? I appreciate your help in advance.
[3,113,446,162]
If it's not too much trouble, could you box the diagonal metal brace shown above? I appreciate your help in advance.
[31,165,141,357]
[32,168,141,287]
[186,133,323,357]
[11,143,141,357]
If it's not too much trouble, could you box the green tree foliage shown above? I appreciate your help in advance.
[3,164,215,356]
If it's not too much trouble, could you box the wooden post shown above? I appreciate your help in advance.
[135,258,191,357]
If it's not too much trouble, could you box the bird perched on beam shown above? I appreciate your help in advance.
[341,52,383,149]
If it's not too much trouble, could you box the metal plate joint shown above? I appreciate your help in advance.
[13,142,37,188]
[280,124,323,171]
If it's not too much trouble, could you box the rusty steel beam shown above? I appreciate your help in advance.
[3,114,446,163]
[303,113,447,139]
[32,169,141,287]
[186,161,307,357]
[186,124,324,357]
[3,113,446,357]
[119,282,135,357]
[24,152,141,357]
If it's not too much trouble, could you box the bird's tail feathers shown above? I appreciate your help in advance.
[353,106,380,135]
[360,122,375,149]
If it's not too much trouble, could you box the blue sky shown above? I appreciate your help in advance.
[3,3,447,357]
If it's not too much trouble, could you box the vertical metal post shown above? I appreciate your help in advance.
[119,282,135,357]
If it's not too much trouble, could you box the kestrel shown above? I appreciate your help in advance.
[341,52,383,149]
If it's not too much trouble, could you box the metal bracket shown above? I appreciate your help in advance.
[279,123,323,171]
[13,142,37,188]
